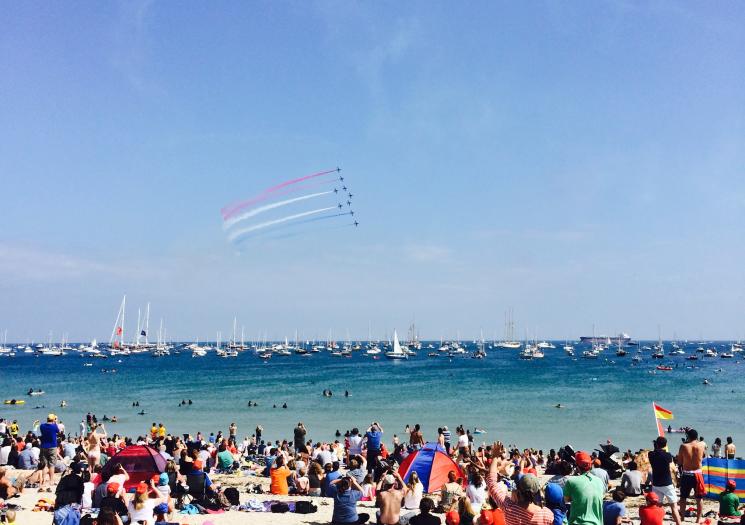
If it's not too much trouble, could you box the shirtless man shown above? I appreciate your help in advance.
[725,437,736,459]
[376,470,408,525]
[677,428,706,523]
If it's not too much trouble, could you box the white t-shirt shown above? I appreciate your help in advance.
[404,481,423,509]
[128,498,157,525]
[0,445,11,465]
[467,483,486,510]
[349,435,363,455]
[458,434,469,448]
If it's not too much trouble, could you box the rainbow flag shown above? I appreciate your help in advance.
[653,403,673,420]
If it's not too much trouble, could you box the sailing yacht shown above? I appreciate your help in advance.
[496,309,521,349]
[385,331,408,360]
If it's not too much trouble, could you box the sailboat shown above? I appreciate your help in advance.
[496,309,521,349]
[385,330,408,360]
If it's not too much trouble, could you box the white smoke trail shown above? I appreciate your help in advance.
[227,206,338,243]
[223,190,333,230]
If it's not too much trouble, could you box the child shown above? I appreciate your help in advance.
[639,492,664,525]
[603,490,629,525]
[360,473,376,501]
[545,483,567,525]
[5,510,16,525]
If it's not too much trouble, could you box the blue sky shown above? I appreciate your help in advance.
[1,1,744,342]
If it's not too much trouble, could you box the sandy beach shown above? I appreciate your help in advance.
[3,469,722,525]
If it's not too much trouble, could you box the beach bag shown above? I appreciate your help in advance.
[295,501,317,514]
[270,502,290,513]
[224,487,240,506]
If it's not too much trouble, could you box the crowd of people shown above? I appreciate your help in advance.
[0,414,742,525]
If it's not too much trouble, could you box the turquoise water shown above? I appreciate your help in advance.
[1,343,742,452]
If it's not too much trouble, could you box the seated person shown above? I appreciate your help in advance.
[409,497,442,525]
[719,480,743,518]
[639,492,664,525]
[99,482,129,519]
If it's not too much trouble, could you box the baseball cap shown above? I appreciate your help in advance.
[135,482,148,494]
[575,451,593,471]
[384,474,395,485]
[645,491,659,504]
[446,510,461,525]
[154,503,169,514]
[517,474,542,494]
[159,472,169,486]
[107,482,120,494]
[726,479,737,490]
[193,459,203,470]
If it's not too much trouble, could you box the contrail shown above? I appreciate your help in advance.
[222,168,339,219]
[223,191,333,230]
[227,206,338,243]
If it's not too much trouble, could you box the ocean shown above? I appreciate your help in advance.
[1,342,742,453]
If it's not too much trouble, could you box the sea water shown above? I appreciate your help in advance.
[0,343,742,452]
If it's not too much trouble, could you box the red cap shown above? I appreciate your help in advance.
[479,509,494,525]
[135,482,148,494]
[726,480,737,490]
[645,491,659,504]
[106,482,120,494]
[446,510,461,525]
[575,451,593,471]
[151,474,161,483]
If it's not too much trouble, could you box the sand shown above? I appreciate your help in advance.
[3,470,722,525]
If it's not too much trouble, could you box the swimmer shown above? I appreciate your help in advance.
[138,410,146,415]
[555,403,564,409]
[344,390,349,397]
[282,403,287,409]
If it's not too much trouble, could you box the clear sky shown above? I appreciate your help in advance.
[1,1,744,342]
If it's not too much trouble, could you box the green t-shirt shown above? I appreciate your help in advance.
[719,492,742,517]
[217,450,234,470]
[564,473,605,525]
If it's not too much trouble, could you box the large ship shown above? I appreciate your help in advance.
[579,333,631,344]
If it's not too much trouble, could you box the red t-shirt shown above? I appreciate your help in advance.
[639,505,664,525]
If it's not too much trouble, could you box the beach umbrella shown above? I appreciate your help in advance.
[398,442,465,493]
[101,445,166,490]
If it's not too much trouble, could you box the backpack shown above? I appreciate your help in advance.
[223,487,240,506]
[295,501,317,514]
